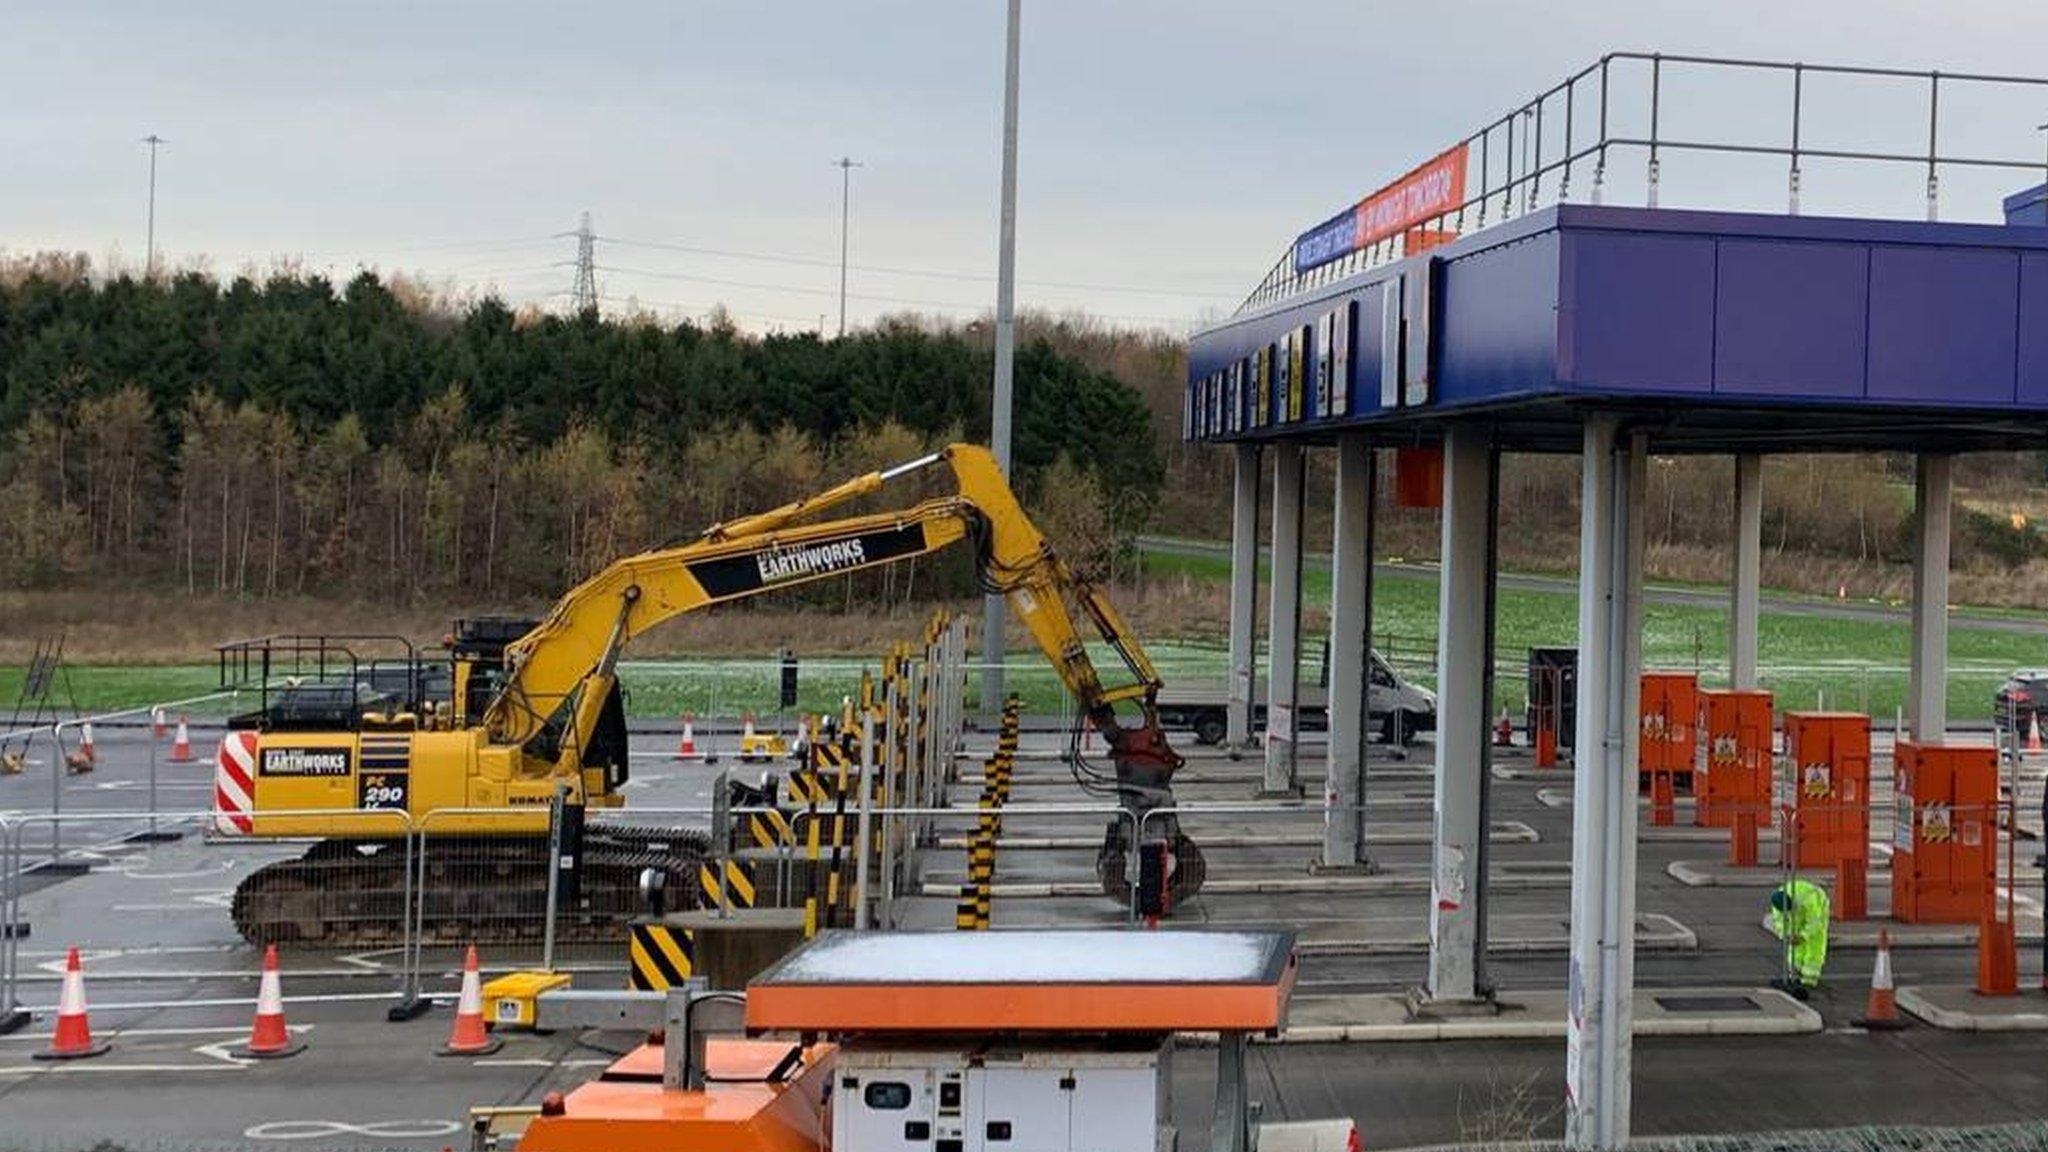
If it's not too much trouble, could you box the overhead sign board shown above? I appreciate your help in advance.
[1293,143,1469,274]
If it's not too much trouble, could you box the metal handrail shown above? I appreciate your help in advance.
[1233,51,2048,316]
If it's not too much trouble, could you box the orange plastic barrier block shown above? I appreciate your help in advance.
[1698,690,1773,829]
[1782,711,1870,868]
[1393,447,1443,509]
[1891,741,1998,924]
[1638,672,1698,791]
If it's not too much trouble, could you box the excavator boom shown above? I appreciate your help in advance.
[485,442,1197,903]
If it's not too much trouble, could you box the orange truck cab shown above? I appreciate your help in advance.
[516,1038,834,1152]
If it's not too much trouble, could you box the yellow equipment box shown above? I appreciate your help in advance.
[482,970,573,1030]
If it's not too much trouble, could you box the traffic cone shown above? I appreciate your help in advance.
[169,715,195,763]
[35,947,110,1060]
[675,714,700,760]
[439,945,502,1056]
[1853,929,1908,1030]
[64,722,96,774]
[740,714,759,761]
[2028,713,2041,754]
[235,945,305,1058]
[151,705,168,740]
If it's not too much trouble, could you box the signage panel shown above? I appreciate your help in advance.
[1330,303,1352,416]
[1276,333,1295,422]
[1293,143,1469,274]
[1314,312,1333,418]
[1254,347,1271,427]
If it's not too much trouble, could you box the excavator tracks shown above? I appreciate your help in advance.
[230,824,712,946]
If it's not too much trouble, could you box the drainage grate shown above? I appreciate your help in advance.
[1653,995,1762,1013]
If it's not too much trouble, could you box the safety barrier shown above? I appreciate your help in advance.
[0,690,241,865]
[957,698,1021,930]
[0,807,422,1028]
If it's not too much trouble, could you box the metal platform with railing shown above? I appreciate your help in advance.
[1235,52,2048,316]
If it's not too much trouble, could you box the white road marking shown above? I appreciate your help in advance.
[104,858,236,880]
[18,944,241,959]
[472,1057,613,1068]
[35,948,123,973]
[0,1024,310,1042]
[0,1062,244,1075]
[244,1120,463,1140]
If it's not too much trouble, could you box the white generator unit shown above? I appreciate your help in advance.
[832,1038,1173,1152]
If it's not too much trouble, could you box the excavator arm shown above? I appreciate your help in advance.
[480,443,1200,904]
[485,444,1179,787]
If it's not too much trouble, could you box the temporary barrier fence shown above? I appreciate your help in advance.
[0,690,241,865]
[0,807,418,1025]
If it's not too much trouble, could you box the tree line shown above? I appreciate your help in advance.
[0,256,1162,601]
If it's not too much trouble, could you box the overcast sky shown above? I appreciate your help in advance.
[6,1,2048,334]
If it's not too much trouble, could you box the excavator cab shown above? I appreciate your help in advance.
[447,617,537,726]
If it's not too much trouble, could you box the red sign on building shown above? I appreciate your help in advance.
[1294,143,1471,273]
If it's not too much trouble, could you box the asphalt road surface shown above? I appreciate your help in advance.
[2,721,2045,1150]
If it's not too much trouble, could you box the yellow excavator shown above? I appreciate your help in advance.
[217,444,1200,944]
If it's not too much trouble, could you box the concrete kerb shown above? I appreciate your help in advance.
[1287,912,1696,957]
[1897,985,2048,1030]
[1667,855,1899,887]
[917,863,1574,900]
[1745,911,2047,948]
[1269,986,1821,1043]
[934,819,1540,851]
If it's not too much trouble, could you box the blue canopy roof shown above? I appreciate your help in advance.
[1185,204,2048,453]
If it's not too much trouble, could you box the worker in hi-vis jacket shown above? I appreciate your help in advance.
[1768,878,1830,999]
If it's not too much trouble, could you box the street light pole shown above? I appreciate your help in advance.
[833,156,862,338]
[142,134,166,279]
[981,0,1022,715]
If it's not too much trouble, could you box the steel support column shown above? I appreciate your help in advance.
[1264,443,1305,794]
[1731,453,1762,691]
[1565,420,1647,1150]
[1426,425,1496,999]
[1227,444,1262,751]
[1908,453,1952,742]
[1322,435,1374,868]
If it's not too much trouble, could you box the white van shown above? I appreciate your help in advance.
[1156,649,1436,747]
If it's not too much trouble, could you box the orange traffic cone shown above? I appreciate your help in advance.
[439,945,502,1056]
[170,715,195,763]
[64,722,96,774]
[2028,712,2041,754]
[35,947,110,1060]
[675,714,700,760]
[234,945,305,1058]
[1853,929,1908,1030]
[151,705,168,740]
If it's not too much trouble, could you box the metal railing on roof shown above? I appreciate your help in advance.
[1235,52,2048,316]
